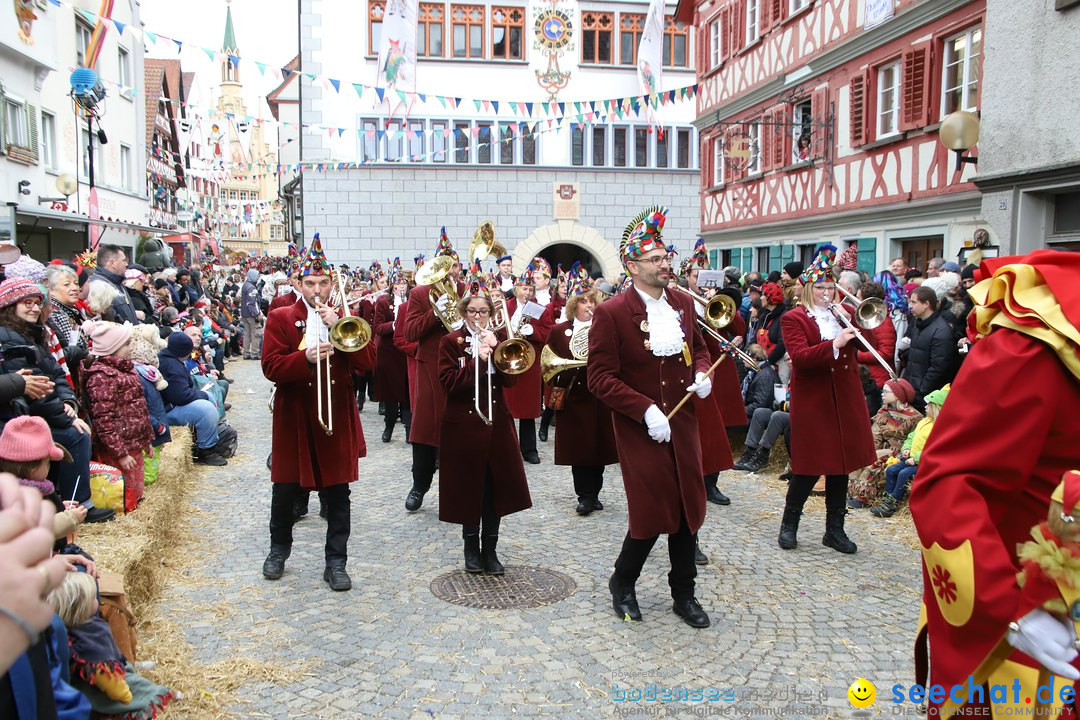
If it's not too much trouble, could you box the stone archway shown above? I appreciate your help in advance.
[513,221,621,281]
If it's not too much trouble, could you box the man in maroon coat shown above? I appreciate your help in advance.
[260,235,376,591]
[588,206,714,629]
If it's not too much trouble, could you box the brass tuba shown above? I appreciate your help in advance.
[468,220,507,264]
[414,254,462,332]
[540,344,587,384]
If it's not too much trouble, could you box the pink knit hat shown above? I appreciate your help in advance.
[82,320,134,357]
[0,416,66,462]
[0,277,45,310]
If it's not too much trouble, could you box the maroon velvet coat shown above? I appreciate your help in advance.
[268,291,299,313]
[372,294,409,403]
[437,327,532,525]
[588,287,710,539]
[401,283,454,446]
[393,300,419,408]
[715,313,748,427]
[262,298,376,488]
[502,298,554,419]
[547,320,617,467]
[781,306,876,476]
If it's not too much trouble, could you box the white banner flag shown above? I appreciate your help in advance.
[375,0,420,95]
[636,0,665,99]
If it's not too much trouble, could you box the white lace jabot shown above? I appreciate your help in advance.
[807,304,842,342]
[635,287,684,357]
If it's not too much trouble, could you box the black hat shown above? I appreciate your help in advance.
[961,264,976,281]
[783,261,804,279]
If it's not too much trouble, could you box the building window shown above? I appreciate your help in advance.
[361,118,378,161]
[942,26,982,116]
[408,120,424,160]
[40,111,55,169]
[662,18,688,67]
[452,5,485,58]
[746,0,759,44]
[613,126,628,167]
[712,136,725,185]
[431,120,448,162]
[676,128,692,169]
[499,124,514,164]
[3,97,28,148]
[240,191,249,201]
[592,126,606,166]
[789,0,811,12]
[369,1,384,54]
[118,47,131,88]
[522,129,537,164]
[619,13,644,66]
[792,99,812,162]
[230,190,238,201]
[75,18,93,66]
[709,19,721,69]
[581,12,614,64]
[746,121,761,175]
[477,122,493,163]
[634,127,648,167]
[571,125,585,166]
[120,144,131,190]
[492,7,524,60]
[386,120,403,161]
[877,61,901,138]
[454,121,470,162]
[656,128,669,168]
[418,3,445,57]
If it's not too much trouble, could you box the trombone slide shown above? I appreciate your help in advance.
[696,318,760,371]
[473,330,494,425]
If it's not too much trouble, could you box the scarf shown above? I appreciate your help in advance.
[68,615,126,685]
[49,299,88,350]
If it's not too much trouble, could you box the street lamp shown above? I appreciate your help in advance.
[939,111,980,174]
[69,68,107,191]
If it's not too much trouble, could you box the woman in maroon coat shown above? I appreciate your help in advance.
[438,289,531,575]
[546,290,617,515]
[502,280,553,465]
[778,246,876,555]
[373,271,412,443]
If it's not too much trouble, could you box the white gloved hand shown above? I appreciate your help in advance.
[450,318,465,331]
[1006,609,1080,680]
[643,404,671,443]
[434,294,450,313]
[518,323,533,337]
[896,336,912,352]
[686,372,712,399]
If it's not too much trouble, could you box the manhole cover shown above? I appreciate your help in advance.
[430,566,577,609]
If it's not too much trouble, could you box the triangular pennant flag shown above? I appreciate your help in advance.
[541,102,550,115]
[305,72,317,81]
[454,97,462,107]
[112,19,126,35]
[473,99,482,112]
[145,30,158,44]
[281,67,293,77]
[353,83,364,98]
[482,99,490,113]
[397,89,408,104]
[492,100,499,114]
[525,102,534,116]
[255,62,267,75]
[558,102,566,115]
[174,40,183,53]
[229,55,240,69]
[376,129,385,141]
[437,95,447,108]
[329,78,341,92]
[375,87,385,102]
[574,102,582,115]
[418,93,426,102]
[337,127,345,137]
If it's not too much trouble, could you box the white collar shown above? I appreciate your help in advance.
[634,285,669,307]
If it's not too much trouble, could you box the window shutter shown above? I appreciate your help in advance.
[780,244,796,265]
[701,133,713,187]
[709,248,719,269]
[768,244,781,272]
[741,247,753,273]
[849,70,870,147]
[0,85,7,155]
[770,104,790,169]
[856,239,877,276]
[811,86,829,160]
[720,7,732,60]
[769,0,787,27]
[731,0,747,54]
[27,103,38,163]
[901,42,931,131]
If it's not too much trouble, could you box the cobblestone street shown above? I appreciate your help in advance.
[163,359,924,719]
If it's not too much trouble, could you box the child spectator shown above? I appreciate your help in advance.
[48,572,172,717]
[158,332,229,466]
[871,384,948,517]
[848,378,924,507]
[80,321,155,511]
[129,325,172,449]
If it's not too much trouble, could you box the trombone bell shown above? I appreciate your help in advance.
[540,344,587,384]
[329,316,372,352]
[493,338,536,375]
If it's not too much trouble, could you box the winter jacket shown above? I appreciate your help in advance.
[870,405,923,455]
[742,363,780,418]
[901,416,936,463]
[130,289,155,323]
[241,270,262,319]
[900,311,958,406]
[0,325,78,429]
[755,305,787,365]
[857,315,897,388]
[80,355,154,458]
[89,268,140,325]
[134,364,171,446]
[158,339,210,410]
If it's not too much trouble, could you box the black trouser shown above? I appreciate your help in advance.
[412,443,438,493]
[613,512,697,601]
[270,483,350,564]
[572,465,604,501]
[463,469,500,538]
[785,473,848,514]
[354,374,367,409]
[519,418,537,454]
[384,400,412,433]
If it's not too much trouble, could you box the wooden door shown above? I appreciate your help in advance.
[901,235,944,275]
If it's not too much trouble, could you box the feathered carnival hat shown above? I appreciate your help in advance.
[566,261,590,299]
[287,243,300,262]
[801,243,837,284]
[73,250,96,271]
[435,227,458,262]
[530,256,552,279]
[620,206,669,266]
[464,261,491,300]
[299,233,332,277]
[680,237,710,277]
[836,243,859,272]
[369,260,384,281]
[387,257,403,285]
[414,253,426,270]
[516,262,536,288]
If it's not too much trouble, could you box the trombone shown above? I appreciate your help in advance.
[671,285,760,370]
[472,319,494,425]
[315,270,373,435]
[826,268,896,380]
[475,221,534,375]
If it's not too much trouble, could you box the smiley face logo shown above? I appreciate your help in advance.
[847,678,876,709]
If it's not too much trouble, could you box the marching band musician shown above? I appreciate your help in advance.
[438,268,532,574]
[545,266,617,515]
[402,228,464,512]
[496,253,516,298]
[531,257,554,307]
[260,235,377,592]
[373,258,412,443]
[777,244,875,554]
[588,206,714,629]
[503,270,555,465]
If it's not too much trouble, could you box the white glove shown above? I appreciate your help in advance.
[1007,609,1080,680]
[643,404,671,443]
[686,372,712,399]
[518,323,533,337]
[450,318,464,331]
[896,336,912,352]
[434,294,450,313]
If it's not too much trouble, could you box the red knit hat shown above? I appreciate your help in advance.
[761,282,784,306]
[0,416,66,462]
[0,278,45,310]
[884,378,916,405]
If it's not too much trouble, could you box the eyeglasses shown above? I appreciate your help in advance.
[19,298,44,309]
[465,308,491,317]
[632,256,672,268]
[812,285,837,292]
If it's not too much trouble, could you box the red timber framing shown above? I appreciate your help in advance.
[690,0,985,233]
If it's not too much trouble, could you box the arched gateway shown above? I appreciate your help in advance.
[512,221,622,281]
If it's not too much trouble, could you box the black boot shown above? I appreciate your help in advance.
[778,506,801,550]
[733,446,756,470]
[538,408,553,442]
[743,446,771,473]
[694,540,709,566]
[609,572,642,621]
[323,562,352,591]
[262,545,290,580]
[778,475,816,550]
[382,422,394,443]
[405,487,425,512]
[704,473,729,505]
[481,534,505,575]
[463,528,483,573]
[823,475,858,553]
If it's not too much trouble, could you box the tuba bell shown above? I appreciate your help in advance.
[468,220,507,264]
[414,254,462,332]
[540,344,587,385]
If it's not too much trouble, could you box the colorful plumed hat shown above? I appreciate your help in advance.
[387,257,403,285]
[414,253,425,270]
[464,260,491,300]
[516,262,536,288]
[680,236,710,277]
[801,243,837,284]
[434,227,458,262]
[299,233,332,277]
[287,243,300,262]
[565,261,590,299]
[530,256,552,279]
[621,206,669,265]
[369,259,384,281]
[74,250,96,271]
[836,243,859,272]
